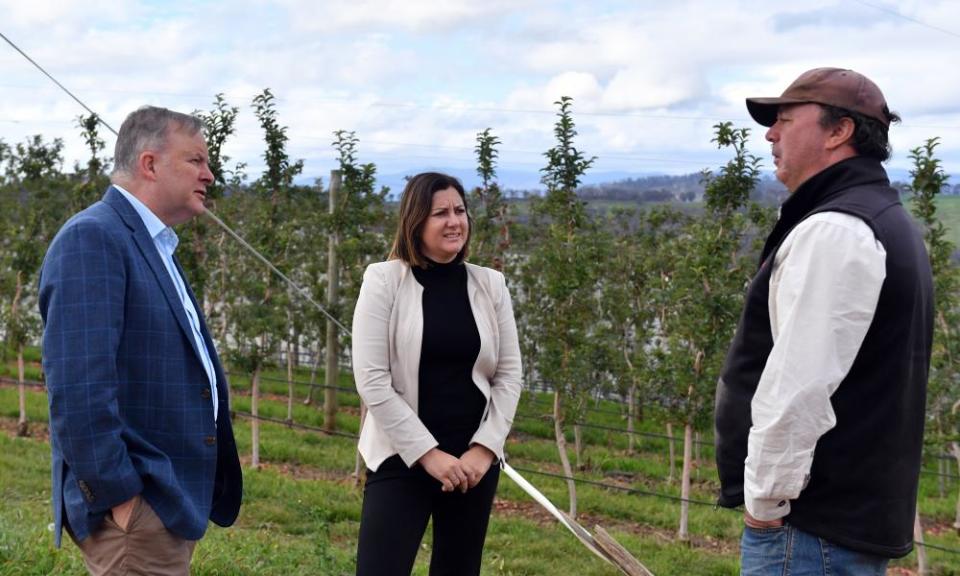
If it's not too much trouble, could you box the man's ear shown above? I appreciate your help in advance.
[825,117,855,151]
[137,151,159,181]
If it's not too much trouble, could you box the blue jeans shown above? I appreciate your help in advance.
[740,523,888,576]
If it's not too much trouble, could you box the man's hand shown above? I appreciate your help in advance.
[111,495,139,531]
[744,509,784,529]
[418,448,468,492]
[459,444,495,491]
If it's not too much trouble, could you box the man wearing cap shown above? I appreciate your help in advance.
[715,68,933,574]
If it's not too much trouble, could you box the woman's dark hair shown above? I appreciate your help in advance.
[818,104,901,162]
[389,172,471,268]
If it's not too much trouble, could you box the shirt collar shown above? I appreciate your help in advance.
[114,184,179,250]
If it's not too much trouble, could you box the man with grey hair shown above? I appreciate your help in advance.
[39,106,242,575]
[715,68,933,574]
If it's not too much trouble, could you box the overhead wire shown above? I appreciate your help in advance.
[0,31,117,135]
[0,30,351,337]
[853,0,960,40]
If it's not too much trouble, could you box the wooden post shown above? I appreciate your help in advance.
[593,525,656,576]
[323,170,342,433]
[251,368,260,469]
[915,510,927,575]
[17,344,28,437]
[678,422,692,541]
[354,403,368,486]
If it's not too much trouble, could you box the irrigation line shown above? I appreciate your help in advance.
[508,465,721,508]
[232,410,359,440]
[508,465,960,556]
[223,370,357,394]
[523,393,629,418]
[5,375,959,479]
[572,420,715,447]
[917,540,960,555]
[0,376,44,389]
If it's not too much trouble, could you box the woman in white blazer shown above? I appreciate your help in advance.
[352,172,522,576]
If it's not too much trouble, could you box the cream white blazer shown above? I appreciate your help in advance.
[352,259,523,472]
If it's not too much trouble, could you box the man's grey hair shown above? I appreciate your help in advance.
[111,106,203,178]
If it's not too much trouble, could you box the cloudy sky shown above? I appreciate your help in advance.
[1,0,958,191]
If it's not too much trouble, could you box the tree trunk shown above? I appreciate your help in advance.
[291,329,300,370]
[678,422,693,541]
[952,441,960,532]
[304,341,321,405]
[554,390,577,518]
[286,338,295,422]
[937,417,946,498]
[627,382,637,455]
[695,431,702,480]
[17,344,28,437]
[217,232,229,342]
[11,272,28,437]
[323,170,341,433]
[251,368,261,469]
[940,453,947,499]
[354,402,368,486]
[666,422,676,484]
[915,509,927,575]
[574,424,583,470]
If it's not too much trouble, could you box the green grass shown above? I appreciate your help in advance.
[4,381,960,575]
[906,195,960,252]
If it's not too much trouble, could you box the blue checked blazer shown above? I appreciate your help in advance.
[38,187,242,546]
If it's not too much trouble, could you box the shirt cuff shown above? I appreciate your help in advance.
[745,495,791,521]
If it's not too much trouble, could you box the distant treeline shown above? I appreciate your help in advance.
[562,172,960,206]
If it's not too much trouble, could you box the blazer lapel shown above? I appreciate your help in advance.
[104,187,205,366]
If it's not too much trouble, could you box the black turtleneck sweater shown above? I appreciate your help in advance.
[412,260,485,456]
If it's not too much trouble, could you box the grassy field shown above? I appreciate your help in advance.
[3,364,960,575]
[905,195,960,253]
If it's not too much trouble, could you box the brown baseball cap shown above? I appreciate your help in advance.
[746,67,891,127]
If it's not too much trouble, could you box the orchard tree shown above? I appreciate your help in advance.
[908,138,960,529]
[1,136,69,436]
[310,130,390,431]
[72,114,111,211]
[468,128,511,270]
[658,122,761,539]
[516,96,600,517]
[183,94,244,319]
[600,206,685,454]
[228,88,304,468]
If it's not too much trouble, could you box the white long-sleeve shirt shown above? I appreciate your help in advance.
[744,211,887,521]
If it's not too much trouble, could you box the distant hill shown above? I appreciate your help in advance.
[576,173,789,206]
[369,167,960,203]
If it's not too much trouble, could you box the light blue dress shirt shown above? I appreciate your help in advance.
[115,185,219,421]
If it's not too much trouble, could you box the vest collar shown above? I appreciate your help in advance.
[760,156,890,266]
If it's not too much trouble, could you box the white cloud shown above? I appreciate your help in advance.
[0,0,958,182]
[274,0,525,33]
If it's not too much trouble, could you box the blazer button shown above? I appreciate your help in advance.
[201,388,211,399]
[204,436,216,446]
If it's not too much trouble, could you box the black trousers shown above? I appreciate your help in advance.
[355,455,500,576]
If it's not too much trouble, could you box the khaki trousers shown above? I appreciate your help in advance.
[71,496,197,576]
